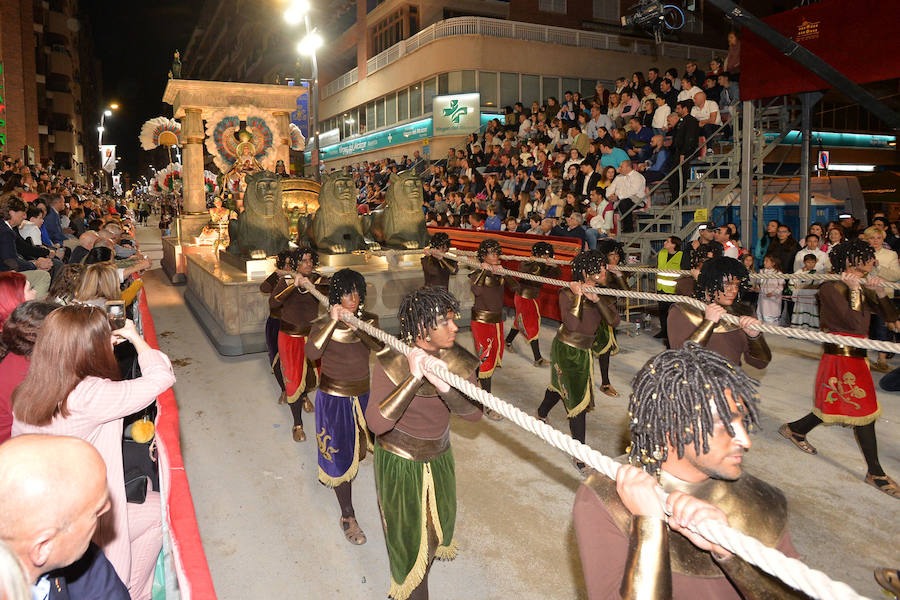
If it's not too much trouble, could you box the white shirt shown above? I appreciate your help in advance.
[691,100,722,125]
[518,119,532,137]
[590,199,614,233]
[723,240,739,259]
[607,170,647,203]
[652,104,671,129]
[677,86,703,102]
[18,220,42,246]
[792,247,830,273]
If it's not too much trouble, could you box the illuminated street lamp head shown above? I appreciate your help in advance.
[298,31,323,56]
[283,0,311,25]
[104,109,112,117]
[97,126,105,133]
[109,103,119,110]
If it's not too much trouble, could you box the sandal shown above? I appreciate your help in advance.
[778,423,817,455]
[865,473,900,499]
[292,425,306,442]
[533,358,550,367]
[277,391,287,405]
[302,397,314,413]
[340,516,367,545]
[875,568,900,597]
[600,384,619,397]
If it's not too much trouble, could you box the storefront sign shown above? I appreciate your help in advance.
[764,131,896,149]
[433,93,480,136]
[308,118,432,162]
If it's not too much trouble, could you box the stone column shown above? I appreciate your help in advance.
[274,111,291,173]
[181,108,206,214]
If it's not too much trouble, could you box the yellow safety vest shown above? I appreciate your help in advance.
[656,250,682,293]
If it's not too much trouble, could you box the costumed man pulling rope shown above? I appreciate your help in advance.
[780,239,900,498]
[595,239,629,397]
[574,343,812,599]
[469,239,519,421]
[668,256,771,371]
[305,269,384,544]
[537,249,621,475]
[267,246,329,441]
[366,287,482,600]
[259,249,292,402]
[505,241,561,367]
[421,232,458,289]
[675,241,723,298]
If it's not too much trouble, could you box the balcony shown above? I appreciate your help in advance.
[49,51,72,78]
[53,130,76,154]
[47,10,69,37]
[48,90,75,116]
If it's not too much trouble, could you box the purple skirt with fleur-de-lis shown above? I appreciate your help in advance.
[314,390,371,487]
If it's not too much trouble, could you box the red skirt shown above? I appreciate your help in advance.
[513,295,541,341]
[471,320,503,379]
[813,350,880,425]
[278,332,317,402]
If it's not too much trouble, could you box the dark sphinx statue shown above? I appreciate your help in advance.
[227,171,290,257]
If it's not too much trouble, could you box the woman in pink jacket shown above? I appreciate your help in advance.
[12,304,175,600]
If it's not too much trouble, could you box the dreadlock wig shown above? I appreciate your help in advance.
[694,256,750,302]
[596,238,625,264]
[531,241,554,258]
[571,249,607,282]
[295,244,319,268]
[690,242,723,269]
[398,286,460,343]
[829,238,874,273]
[275,249,292,270]
[477,238,502,262]
[627,343,761,476]
[429,232,452,252]
[328,268,366,307]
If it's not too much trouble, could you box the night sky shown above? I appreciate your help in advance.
[85,1,203,178]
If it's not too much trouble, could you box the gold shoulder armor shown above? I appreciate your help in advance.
[376,347,412,387]
[583,470,632,536]
[439,344,481,379]
[677,302,740,333]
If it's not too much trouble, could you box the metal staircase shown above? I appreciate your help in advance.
[617,97,802,266]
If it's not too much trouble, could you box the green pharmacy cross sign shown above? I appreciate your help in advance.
[442,99,468,124]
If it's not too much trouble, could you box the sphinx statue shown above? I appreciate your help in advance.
[227,170,290,257]
[372,170,430,249]
[310,171,370,254]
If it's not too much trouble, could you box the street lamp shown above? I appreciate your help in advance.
[97,104,119,192]
[284,1,321,180]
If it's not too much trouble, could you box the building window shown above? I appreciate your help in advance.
[385,93,397,126]
[521,75,540,105]
[371,9,405,55]
[376,97,386,128]
[438,73,449,95]
[423,78,437,114]
[499,72,518,109]
[542,77,559,101]
[538,0,566,14]
[592,0,619,22]
[409,84,422,118]
[397,88,409,122]
[366,102,376,132]
[461,70,476,93]
[479,72,498,107]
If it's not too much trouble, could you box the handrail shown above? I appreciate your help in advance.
[321,67,359,99]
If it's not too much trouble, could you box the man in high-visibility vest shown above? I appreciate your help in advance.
[655,236,683,346]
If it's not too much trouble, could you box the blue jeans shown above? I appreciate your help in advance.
[585,228,599,250]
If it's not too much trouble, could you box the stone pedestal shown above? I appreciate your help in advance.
[160,237,187,285]
[183,247,474,356]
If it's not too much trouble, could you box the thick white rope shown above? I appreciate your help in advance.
[300,279,869,600]
[413,248,900,288]
[433,251,900,355]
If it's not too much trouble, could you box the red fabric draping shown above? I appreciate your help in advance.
[741,0,900,100]
[138,292,217,599]
[427,227,581,321]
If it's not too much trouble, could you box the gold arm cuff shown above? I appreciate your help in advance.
[318,374,370,396]
[823,343,868,358]
[746,334,772,364]
[471,309,502,324]
[687,319,716,346]
[849,289,862,311]
[309,318,339,353]
[472,269,489,286]
[620,517,672,600]
[377,427,451,462]
[569,293,585,319]
[378,374,421,422]
[274,282,297,301]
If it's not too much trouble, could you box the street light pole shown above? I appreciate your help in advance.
[305,14,320,181]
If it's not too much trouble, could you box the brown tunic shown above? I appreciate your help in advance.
[269,273,328,333]
[559,288,621,336]
[674,275,695,298]
[667,303,771,370]
[305,312,380,386]
[573,469,809,600]
[259,271,280,295]
[517,262,562,298]
[366,346,482,439]
[421,255,458,288]
[817,280,898,335]
[469,269,520,319]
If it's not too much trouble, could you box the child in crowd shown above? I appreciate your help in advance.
[756,255,784,323]
[790,253,820,329]
[740,253,759,311]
